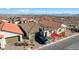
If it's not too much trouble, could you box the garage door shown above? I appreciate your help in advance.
[6,36,19,44]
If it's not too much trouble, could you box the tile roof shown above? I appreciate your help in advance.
[0,23,23,34]
[19,21,40,34]
[39,20,61,30]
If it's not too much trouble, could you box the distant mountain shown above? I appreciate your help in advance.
[0,13,77,16]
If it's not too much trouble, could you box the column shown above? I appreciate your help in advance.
[19,35,23,42]
[1,38,6,49]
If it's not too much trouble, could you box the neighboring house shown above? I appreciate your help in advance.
[0,22,23,48]
[39,19,67,29]
[39,20,67,37]
[1,20,10,23]
[18,20,40,39]
[28,18,38,24]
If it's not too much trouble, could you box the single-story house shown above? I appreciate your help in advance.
[1,20,10,23]
[39,20,67,37]
[0,22,23,49]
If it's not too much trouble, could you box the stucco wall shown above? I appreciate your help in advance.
[6,36,19,44]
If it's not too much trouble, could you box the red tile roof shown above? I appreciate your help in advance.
[0,23,23,34]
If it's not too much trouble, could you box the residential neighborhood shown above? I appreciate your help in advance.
[0,14,79,50]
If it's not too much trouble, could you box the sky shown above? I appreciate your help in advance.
[0,8,79,15]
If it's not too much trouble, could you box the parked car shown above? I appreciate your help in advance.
[35,28,48,44]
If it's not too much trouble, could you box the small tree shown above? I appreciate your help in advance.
[8,17,15,23]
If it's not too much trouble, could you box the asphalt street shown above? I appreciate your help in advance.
[37,33,79,50]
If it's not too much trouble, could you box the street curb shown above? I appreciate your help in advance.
[34,33,79,50]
